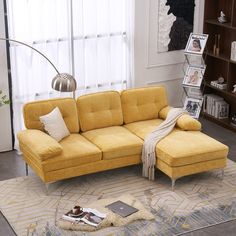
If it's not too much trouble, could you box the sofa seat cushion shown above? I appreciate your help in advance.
[39,134,102,172]
[125,120,228,167]
[82,126,143,160]
[124,119,163,139]
[156,130,228,167]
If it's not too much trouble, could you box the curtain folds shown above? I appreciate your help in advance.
[6,0,134,150]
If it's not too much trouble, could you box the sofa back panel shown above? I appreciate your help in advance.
[77,91,123,132]
[24,98,80,133]
[121,86,168,124]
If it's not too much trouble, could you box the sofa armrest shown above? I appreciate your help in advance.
[17,129,63,161]
[159,106,202,131]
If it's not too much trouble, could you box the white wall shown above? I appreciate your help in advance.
[0,0,13,151]
[133,0,204,107]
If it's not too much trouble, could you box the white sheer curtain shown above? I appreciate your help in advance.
[6,0,134,150]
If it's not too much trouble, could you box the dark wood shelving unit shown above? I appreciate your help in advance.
[204,81,236,98]
[203,0,236,132]
[205,19,236,30]
[202,112,236,131]
[205,51,230,62]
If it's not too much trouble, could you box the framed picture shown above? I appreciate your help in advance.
[184,97,203,119]
[157,0,195,53]
[183,65,206,88]
[185,33,208,55]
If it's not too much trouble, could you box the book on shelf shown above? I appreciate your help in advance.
[231,41,236,62]
[203,94,229,119]
[203,94,222,114]
[216,101,229,119]
[62,206,106,227]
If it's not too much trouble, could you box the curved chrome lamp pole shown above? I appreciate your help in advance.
[0,37,77,98]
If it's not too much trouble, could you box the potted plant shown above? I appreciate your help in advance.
[0,90,10,107]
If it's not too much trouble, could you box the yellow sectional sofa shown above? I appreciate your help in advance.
[17,86,229,188]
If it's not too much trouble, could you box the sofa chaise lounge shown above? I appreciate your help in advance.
[17,86,228,188]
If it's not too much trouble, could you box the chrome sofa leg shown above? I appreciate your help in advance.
[171,179,176,191]
[45,183,50,196]
[25,163,29,176]
[44,182,58,195]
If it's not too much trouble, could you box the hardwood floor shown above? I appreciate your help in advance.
[0,118,236,236]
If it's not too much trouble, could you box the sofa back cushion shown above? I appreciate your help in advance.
[77,91,123,132]
[121,86,168,124]
[23,98,79,133]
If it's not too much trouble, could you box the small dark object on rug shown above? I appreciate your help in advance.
[106,200,139,218]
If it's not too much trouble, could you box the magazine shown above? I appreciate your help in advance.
[185,33,208,55]
[62,206,106,227]
[182,65,206,88]
[184,97,203,119]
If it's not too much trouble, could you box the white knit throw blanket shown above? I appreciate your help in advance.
[142,108,187,180]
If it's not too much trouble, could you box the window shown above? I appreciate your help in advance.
[5,0,134,149]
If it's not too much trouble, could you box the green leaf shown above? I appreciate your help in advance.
[0,90,10,106]
[3,100,10,105]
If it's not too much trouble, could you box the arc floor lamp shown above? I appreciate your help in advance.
[0,38,77,98]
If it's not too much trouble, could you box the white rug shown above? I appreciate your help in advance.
[1,160,236,236]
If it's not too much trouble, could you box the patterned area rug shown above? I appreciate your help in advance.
[1,160,236,236]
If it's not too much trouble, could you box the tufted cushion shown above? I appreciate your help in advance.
[77,91,123,132]
[121,86,168,124]
[23,98,79,133]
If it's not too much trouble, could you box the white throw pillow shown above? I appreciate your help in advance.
[39,107,70,142]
